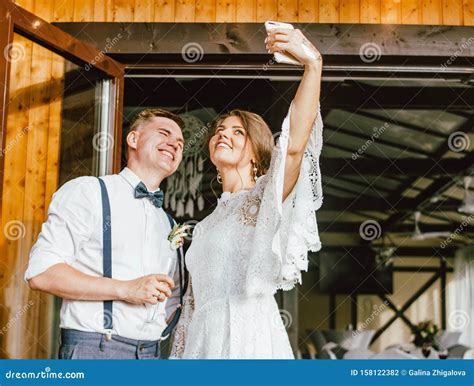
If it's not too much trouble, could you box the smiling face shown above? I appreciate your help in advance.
[209,115,256,172]
[127,116,184,177]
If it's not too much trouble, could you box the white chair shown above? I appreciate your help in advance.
[310,330,376,359]
[343,348,377,359]
[462,349,474,359]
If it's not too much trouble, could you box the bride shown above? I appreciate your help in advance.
[171,27,323,359]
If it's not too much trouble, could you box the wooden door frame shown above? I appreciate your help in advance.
[0,0,125,205]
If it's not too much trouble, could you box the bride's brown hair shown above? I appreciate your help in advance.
[207,109,274,176]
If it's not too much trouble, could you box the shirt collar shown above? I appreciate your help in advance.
[119,167,161,193]
[119,167,141,189]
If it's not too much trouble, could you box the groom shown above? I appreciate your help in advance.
[25,109,185,359]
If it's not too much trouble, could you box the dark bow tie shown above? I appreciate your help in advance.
[134,182,164,208]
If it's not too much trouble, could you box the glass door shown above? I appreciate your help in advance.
[0,0,125,359]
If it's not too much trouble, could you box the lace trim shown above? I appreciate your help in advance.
[238,192,262,227]
[169,277,194,358]
[245,102,324,295]
[276,105,324,291]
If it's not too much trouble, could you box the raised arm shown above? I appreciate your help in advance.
[266,29,323,201]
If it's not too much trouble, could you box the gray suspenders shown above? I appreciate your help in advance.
[97,178,113,339]
[97,177,188,341]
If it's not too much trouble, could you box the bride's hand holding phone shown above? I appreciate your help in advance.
[265,28,322,67]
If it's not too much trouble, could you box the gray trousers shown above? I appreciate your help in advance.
[59,329,161,360]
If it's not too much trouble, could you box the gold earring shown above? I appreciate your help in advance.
[217,170,222,184]
[252,161,258,182]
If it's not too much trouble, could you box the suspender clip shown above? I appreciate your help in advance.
[104,329,113,341]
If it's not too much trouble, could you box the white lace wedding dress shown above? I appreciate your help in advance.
[170,103,324,359]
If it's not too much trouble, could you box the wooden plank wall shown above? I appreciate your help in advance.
[14,0,474,25]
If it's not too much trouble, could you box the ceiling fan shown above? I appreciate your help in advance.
[370,234,398,267]
[372,246,397,267]
[458,176,474,215]
[410,211,451,241]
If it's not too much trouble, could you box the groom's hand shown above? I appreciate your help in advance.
[119,274,175,305]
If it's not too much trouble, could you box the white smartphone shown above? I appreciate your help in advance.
[264,21,301,66]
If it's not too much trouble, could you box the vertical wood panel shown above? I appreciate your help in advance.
[53,0,75,22]
[340,0,360,23]
[422,0,443,23]
[319,0,340,22]
[154,0,176,21]
[361,0,381,23]
[257,0,278,21]
[93,0,107,22]
[463,0,474,24]
[23,0,55,359]
[277,0,299,21]
[237,0,257,21]
[176,0,196,21]
[1,33,32,359]
[298,0,319,21]
[442,0,463,25]
[195,0,216,21]
[381,0,401,23]
[401,0,422,23]
[134,0,155,21]
[113,0,135,21]
[216,0,236,21]
[73,0,95,22]
[14,0,35,13]
[44,62,63,212]
[41,50,61,352]
[31,0,52,19]
[22,43,52,357]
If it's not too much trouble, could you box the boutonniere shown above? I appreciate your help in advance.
[167,224,191,250]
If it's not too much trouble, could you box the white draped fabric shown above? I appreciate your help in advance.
[453,246,474,348]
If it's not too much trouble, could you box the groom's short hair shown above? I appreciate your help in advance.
[129,108,185,133]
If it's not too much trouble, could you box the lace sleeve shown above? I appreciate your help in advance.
[246,102,324,295]
[169,277,195,359]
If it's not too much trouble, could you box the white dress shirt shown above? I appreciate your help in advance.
[25,167,181,341]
